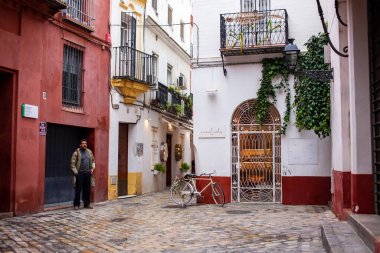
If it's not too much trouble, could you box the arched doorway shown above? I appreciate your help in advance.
[231,99,281,203]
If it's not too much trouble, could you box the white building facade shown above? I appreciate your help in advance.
[192,0,332,204]
[108,0,193,199]
[328,0,379,218]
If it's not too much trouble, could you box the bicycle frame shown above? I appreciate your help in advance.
[188,175,215,196]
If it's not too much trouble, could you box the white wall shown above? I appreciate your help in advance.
[146,0,192,56]
[109,0,193,195]
[192,0,331,178]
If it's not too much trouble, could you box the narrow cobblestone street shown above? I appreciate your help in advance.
[0,190,337,253]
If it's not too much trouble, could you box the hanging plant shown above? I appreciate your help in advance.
[294,33,330,138]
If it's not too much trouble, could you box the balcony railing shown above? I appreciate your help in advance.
[62,0,95,31]
[43,0,67,11]
[112,46,155,86]
[151,83,193,121]
[220,9,288,56]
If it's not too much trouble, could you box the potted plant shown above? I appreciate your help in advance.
[179,162,190,173]
[153,163,166,175]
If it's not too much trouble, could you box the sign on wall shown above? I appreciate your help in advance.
[21,104,39,119]
[198,126,226,138]
[39,122,47,136]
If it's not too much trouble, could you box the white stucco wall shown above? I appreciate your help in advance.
[109,0,193,195]
[192,0,331,178]
[328,0,351,173]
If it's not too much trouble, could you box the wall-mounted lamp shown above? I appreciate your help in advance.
[283,39,334,82]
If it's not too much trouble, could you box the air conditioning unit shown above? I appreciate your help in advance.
[178,76,186,90]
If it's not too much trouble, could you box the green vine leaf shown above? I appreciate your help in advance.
[255,33,330,138]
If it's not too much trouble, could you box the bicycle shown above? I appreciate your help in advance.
[170,171,225,207]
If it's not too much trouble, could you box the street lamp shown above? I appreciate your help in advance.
[283,39,334,82]
[283,38,300,72]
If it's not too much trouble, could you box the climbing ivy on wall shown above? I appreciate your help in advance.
[255,58,290,134]
[294,33,330,138]
[255,33,330,138]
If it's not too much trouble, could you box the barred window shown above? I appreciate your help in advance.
[62,43,84,108]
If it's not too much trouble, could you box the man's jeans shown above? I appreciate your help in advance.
[74,171,91,207]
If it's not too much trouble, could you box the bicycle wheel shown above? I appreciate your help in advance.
[211,182,225,207]
[170,180,193,206]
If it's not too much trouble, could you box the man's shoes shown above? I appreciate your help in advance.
[73,206,79,210]
[84,206,93,209]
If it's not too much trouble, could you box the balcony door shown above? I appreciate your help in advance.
[121,12,137,78]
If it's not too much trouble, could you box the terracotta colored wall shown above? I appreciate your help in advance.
[282,176,331,205]
[196,176,231,204]
[331,170,351,220]
[351,174,374,214]
[0,71,14,212]
[0,1,110,215]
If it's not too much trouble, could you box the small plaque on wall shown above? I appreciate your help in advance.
[198,126,226,138]
[288,139,318,165]
[21,104,38,119]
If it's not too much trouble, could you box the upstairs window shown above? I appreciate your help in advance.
[152,0,158,13]
[152,53,158,81]
[62,43,84,108]
[167,64,173,85]
[168,6,173,27]
[241,0,271,12]
[180,21,184,42]
[121,12,137,48]
[62,0,95,30]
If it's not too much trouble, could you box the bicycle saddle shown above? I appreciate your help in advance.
[184,173,197,178]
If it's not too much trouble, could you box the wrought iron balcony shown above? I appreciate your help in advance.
[220,9,288,56]
[61,0,95,31]
[43,0,67,11]
[150,83,193,121]
[112,46,155,87]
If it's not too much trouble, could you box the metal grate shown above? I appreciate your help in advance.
[231,99,281,203]
[220,9,288,53]
[62,0,95,28]
[62,42,84,108]
[241,0,271,12]
[112,46,154,86]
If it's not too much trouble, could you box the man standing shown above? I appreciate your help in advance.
[71,139,95,209]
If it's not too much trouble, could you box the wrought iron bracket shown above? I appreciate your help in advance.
[295,69,334,82]
[316,0,348,58]
[221,54,227,76]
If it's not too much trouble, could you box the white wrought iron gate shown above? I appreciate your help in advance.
[231,100,281,203]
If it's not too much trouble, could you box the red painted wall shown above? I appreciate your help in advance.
[282,176,331,205]
[331,170,351,220]
[0,71,14,212]
[351,174,374,214]
[0,0,110,215]
[196,176,231,204]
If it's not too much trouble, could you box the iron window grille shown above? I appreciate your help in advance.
[62,42,84,108]
[241,0,271,12]
[62,0,95,29]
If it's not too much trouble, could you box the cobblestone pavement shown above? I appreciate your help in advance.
[0,190,338,253]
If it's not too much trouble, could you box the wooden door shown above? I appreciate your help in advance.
[166,134,172,187]
[118,123,128,196]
